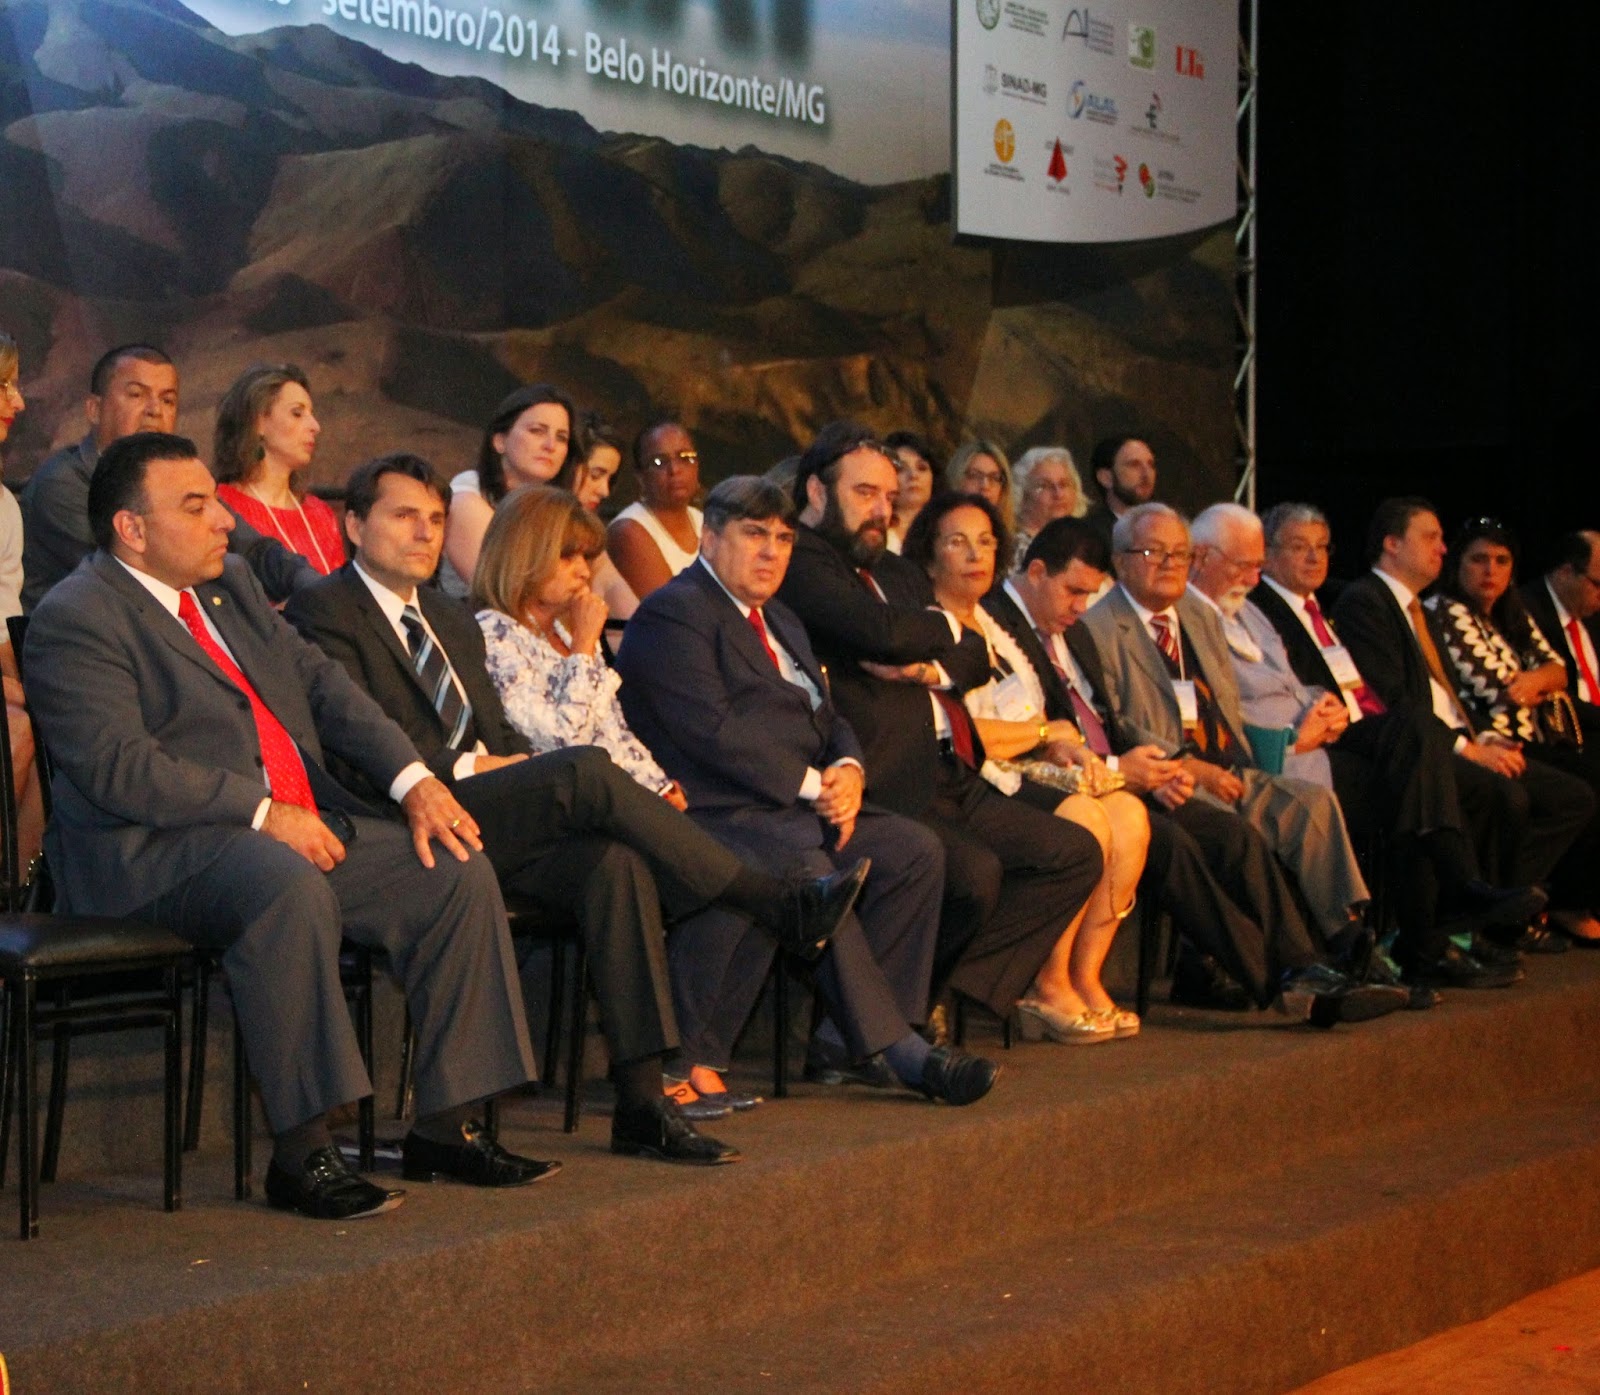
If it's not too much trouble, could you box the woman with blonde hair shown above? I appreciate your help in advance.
[946,438,1014,531]
[213,362,343,574]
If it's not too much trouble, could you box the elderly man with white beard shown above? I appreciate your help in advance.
[1189,503,1536,994]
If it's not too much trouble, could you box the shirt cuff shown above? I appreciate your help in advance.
[251,797,271,831]
[799,766,823,801]
[453,752,480,781]
[389,761,431,803]
[1105,754,1120,773]
[932,662,953,689]
[1453,734,1469,754]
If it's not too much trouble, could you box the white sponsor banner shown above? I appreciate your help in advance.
[954,0,1236,242]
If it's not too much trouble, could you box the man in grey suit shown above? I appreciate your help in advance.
[1080,503,1404,1023]
[24,432,554,1220]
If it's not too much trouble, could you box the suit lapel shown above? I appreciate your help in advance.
[1109,587,1180,719]
[345,567,433,706]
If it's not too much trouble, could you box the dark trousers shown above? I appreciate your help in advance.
[137,814,534,1135]
[1454,751,1593,891]
[1328,707,1464,845]
[1150,799,1320,1007]
[920,755,1104,1018]
[457,745,747,1064]
[667,806,944,1067]
[1525,742,1600,906]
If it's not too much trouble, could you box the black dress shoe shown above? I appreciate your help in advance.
[918,1046,999,1106]
[1277,964,1409,1027]
[1443,880,1549,934]
[1406,943,1523,990]
[1365,943,1440,1009]
[1169,951,1252,1011]
[1469,934,1524,968]
[801,1048,899,1089]
[775,859,870,962]
[401,1121,562,1186]
[611,1097,741,1165]
[265,1144,405,1220]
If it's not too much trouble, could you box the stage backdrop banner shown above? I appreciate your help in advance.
[953,0,1237,242]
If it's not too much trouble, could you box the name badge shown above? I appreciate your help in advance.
[1172,679,1199,729]
[991,670,1040,724]
[1321,644,1366,723]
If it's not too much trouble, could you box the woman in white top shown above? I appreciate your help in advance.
[440,383,575,596]
[555,412,639,621]
[905,491,1150,1044]
[0,330,43,878]
[607,420,703,602]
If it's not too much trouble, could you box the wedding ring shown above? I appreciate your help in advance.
[449,818,461,829]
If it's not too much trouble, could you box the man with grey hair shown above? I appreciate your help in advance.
[618,474,1000,1108]
[1080,502,1407,1023]
[1250,501,1549,980]
[1194,503,1538,991]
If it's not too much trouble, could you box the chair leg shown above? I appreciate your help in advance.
[0,985,13,1191]
[1136,898,1161,1019]
[233,1015,251,1201]
[953,996,968,1047]
[545,940,567,1082]
[394,1004,415,1121]
[356,978,374,1173]
[484,1096,500,1142]
[163,963,182,1213]
[562,948,586,1134]
[184,960,211,1152]
[772,958,789,1100]
[20,976,39,1239]
[41,987,71,1182]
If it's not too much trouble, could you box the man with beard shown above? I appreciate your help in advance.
[776,422,1104,1053]
[1190,502,1539,989]
[1083,435,1157,557]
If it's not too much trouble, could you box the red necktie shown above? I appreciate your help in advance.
[1304,596,1386,717]
[1149,613,1180,666]
[748,607,781,669]
[857,567,887,601]
[933,691,979,768]
[1568,618,1600,705]
[177,591,317,812]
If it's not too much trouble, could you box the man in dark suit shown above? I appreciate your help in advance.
[1331,498,1591,977]
[774,422,1104,1032]
[19,345,315,609]
[617,475,998,1105]
[285,454,869,1158]
[24,433,552,1221]
[1522,530,1600,743]
[987,516,1385,1014]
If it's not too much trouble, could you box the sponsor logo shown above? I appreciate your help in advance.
[1092,152,1129,193]
[1128,22,1156,70]
[1069,79,1118,125]
[993,118,1015,163]
[1176,45,1205,78]
[1061,7,1116,55]
[999,70,1048,103]
[977,0,1001,31]
[984,64,998,96]
[1138,161,1154,197]
[1154,166,1203,204]
[1048,138,1068,182]
[1134,91,1179,143]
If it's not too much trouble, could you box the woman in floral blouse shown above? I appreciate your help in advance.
[474,484,684,807]
[1428,516,1600,942]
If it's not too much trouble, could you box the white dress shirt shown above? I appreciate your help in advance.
[1372,566,1469,746]
[1547,577,1600,705]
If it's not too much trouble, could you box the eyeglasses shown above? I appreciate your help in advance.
[0,378,21,403]
[938,531,999,554]
[1122,546,1192,567]
[646,450,699,471]
[962,469,1004,488]
[1276,540,1334,559]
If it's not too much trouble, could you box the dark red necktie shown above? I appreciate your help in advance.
[1150,613,1181,667]
[748,607,781,669]
[1036,628,1111,757]
[178,591,317,812]
[933,691,979,767]
[1304,596,1385,717]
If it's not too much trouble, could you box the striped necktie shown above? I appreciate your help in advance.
[401,604,470,750]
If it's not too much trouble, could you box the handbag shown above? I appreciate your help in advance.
[1536,689,1583,750]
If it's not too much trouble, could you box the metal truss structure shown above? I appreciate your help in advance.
[1233,0,1258,507]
